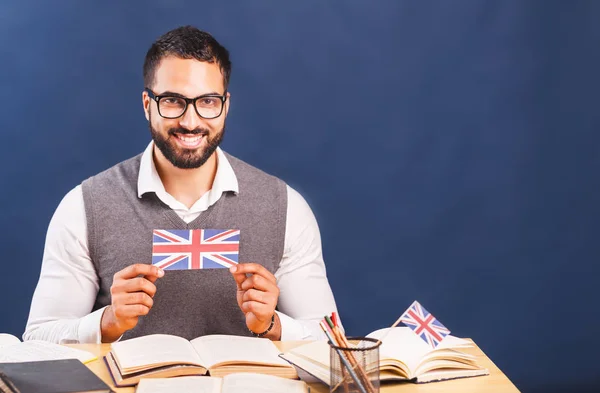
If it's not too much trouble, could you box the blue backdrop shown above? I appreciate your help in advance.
[1,1,599,392]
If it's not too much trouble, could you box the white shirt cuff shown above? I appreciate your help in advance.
[276,311,312,341]
[77,307,107,344]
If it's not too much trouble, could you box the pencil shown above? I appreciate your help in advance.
[325,315,335,329]
[324,323,377,393]
[335,327,378,393]
[323,318,376,393]
[319,321,368,393]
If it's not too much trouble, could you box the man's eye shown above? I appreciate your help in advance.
[199,98,217,106]
[162,97,181,105]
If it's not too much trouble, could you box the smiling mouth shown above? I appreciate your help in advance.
[173,132,206,148]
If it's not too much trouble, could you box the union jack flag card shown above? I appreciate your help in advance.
[152,229,240,270]
[400,300,450,349]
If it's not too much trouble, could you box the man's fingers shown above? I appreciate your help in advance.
[230,263,276,284]
[105,264,163,341]
[111,292,154,310]
[231,270,246,289]
[115,263,164,280]
[146,274,161,284]
[113,304,150,319]
[240,274,278,292]
[115,277,157,297]
[122,292,154,309]
[230,263,275,282]
[242,289,272,304]
[242,301,272,320]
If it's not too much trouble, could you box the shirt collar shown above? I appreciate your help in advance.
[137,141,239,199]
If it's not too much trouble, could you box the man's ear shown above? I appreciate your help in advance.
[223,91,231,117]
[142,91,150,121]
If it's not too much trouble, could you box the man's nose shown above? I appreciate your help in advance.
[178,104,203,130]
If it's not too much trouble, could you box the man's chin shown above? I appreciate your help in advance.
[169,143,204,158]
[167,151,213,169]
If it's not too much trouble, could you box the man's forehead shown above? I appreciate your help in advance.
[153,56,225,95]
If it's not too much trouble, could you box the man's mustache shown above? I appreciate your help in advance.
[168,128,209,136]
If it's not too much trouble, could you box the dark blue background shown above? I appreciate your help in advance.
[1,1,598,392]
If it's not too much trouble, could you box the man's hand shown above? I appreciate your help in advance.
[230,263,281,340]
[100,264,164,342]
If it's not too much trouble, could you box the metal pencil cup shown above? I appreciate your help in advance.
[329,337,381,393]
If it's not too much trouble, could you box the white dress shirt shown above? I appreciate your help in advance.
[24,142,339,343]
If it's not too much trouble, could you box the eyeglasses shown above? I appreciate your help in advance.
[145,88,227,119]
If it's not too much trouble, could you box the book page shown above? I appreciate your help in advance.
[136,376,221,393]
[419,347,476,365]
[416,358,479,376]
[278,346,330,384]
[222,373,307,393]
[190,335,290,369]
[0,334,20,348]
[416,367,489,383]
[366,327,472,375]
[111,334,202,371]
[0,340,96,363]
[282,340,330,369]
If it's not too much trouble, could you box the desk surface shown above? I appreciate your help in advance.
[70,341,519,393]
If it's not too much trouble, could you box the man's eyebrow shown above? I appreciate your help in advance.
[158,90,223,98]
[158,91,186,98]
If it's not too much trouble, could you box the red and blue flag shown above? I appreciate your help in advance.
[152,229,240,270]
[400,300,450,348]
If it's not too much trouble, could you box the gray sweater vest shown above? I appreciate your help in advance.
[81,152,287,340]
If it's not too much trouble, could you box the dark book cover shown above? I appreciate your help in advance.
[0,359,111,393]
[0,371,20,393]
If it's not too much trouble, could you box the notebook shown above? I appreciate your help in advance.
[0,359,110,393]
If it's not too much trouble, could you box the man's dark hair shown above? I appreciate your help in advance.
[143,26,231,90]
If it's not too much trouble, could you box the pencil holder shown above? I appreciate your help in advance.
[329,337,380,393]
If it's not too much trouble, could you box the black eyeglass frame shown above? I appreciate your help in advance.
[144,88,228,119]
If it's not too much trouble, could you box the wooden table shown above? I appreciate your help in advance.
[71,341,520,392]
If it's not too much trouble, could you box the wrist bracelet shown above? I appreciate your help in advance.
[250,314,275,337]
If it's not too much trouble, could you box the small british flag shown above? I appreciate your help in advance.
[152,229,240,270]
[400,300,450,348]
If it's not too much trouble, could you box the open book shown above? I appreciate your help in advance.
[280,327,489,384]
[104,334,298,387]
[0,333,96,364]
[136,373,308,393]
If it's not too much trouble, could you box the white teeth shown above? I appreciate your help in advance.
[177,135,202,142]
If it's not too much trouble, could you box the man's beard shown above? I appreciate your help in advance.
[149,115,225,169]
